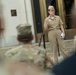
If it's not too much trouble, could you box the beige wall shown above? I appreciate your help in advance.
[0,0,35,47]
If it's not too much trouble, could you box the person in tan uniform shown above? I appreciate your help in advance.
[44,5,68,64]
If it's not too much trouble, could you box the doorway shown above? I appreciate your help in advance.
[32,0,76,42]
[63,0,74,29]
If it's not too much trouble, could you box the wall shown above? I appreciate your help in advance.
[0,0,35,47]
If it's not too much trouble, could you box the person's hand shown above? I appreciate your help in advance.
[61,32,65,39]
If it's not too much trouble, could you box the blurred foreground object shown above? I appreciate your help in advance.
[0,2,4,35]
[52,52,76,75]
[5,62,50,75]
[0,62,50,75]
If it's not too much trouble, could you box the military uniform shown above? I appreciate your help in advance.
[44,15,67,64]
[5,44,54,69]
[5,44,46,68]
[5,23,54,69]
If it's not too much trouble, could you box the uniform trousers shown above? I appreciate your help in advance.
[48,29,67,64]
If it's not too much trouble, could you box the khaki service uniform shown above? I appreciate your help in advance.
[44,15,67,64]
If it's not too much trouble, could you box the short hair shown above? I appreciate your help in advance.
[48,5,55,11]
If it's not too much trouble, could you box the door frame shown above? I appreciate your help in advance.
[31,0,37,42]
